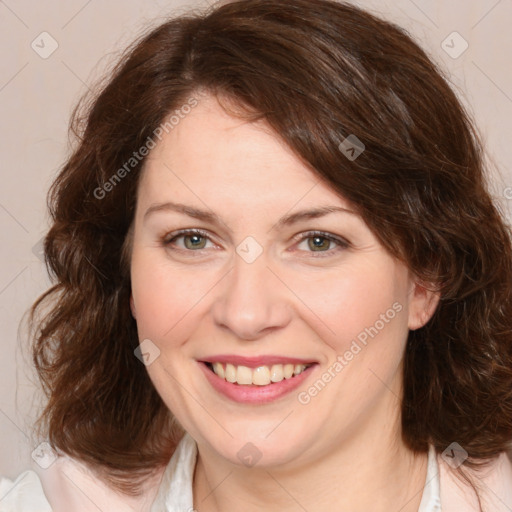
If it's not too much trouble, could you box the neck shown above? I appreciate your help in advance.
[192,407,428,512]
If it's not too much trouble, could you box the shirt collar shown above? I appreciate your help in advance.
[151,434,442,512]
[418,445,442,512]
[150,433,197,512]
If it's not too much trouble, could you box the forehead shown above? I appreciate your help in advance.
[138,95,352,214]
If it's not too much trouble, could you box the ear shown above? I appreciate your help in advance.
[130,294,137,319]
[407,280,440,331]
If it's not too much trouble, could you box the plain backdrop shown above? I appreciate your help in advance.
[1,0,511,478]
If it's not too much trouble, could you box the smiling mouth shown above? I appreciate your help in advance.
[205,362,315,386]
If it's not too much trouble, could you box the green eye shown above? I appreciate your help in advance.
[164,230,213,251]
[295,231,349,256]
[184,234,207,250]
[308,236,332,251]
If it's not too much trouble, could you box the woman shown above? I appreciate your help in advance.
[1,0,511,510]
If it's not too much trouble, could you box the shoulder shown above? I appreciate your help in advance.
[0,470,52,511]
[1,453,164,512]
[439,450,512,511]
[37,454,164,512]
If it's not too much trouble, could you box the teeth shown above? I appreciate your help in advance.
[225,363,237,383]
[213,362,225,379]
[294,364,305,375]
[253,366,271,385]
[284,364,294,379]
[210,362,310,386]
[236,365,253,385]
[270,364,284,383]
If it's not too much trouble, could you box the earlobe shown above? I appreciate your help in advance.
[130,294,137,319]
[407,281,440,331]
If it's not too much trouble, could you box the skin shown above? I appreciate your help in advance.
[129,94,439,512]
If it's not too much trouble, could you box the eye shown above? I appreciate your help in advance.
[295,231,349,256]
[163,229,216,251]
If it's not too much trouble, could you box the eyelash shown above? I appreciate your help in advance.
[293,230,350,256]
[162,229,350,257]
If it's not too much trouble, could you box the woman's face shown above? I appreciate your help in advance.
[130,94,436,468]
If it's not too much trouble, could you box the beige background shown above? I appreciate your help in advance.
[0,0,511,478]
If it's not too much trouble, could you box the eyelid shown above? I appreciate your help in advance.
[162,228,350,255]
[291,230,350,254]
[163,228,219,249]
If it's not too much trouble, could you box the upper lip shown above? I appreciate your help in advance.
[200,355,317,368]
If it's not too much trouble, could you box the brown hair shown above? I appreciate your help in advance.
[32,0,512,500]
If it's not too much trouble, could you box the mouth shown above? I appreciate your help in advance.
[198,357,318,404]
[204,361,314,386]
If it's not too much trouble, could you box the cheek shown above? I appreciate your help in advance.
[130,250,210,339]
[289,256,410,357]
[291,260,410,424]
[130,250,210,414]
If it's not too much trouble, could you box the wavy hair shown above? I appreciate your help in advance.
[31,0,512,500]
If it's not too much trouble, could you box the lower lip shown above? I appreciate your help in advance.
[199,362,317,404]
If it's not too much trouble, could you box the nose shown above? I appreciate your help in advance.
[211,253,292,341]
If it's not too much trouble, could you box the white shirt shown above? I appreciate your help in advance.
[0,434,442,512]
[4,434,512,512]
[149,434,442,512]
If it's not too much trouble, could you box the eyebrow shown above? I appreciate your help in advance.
[143,201,356,228]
